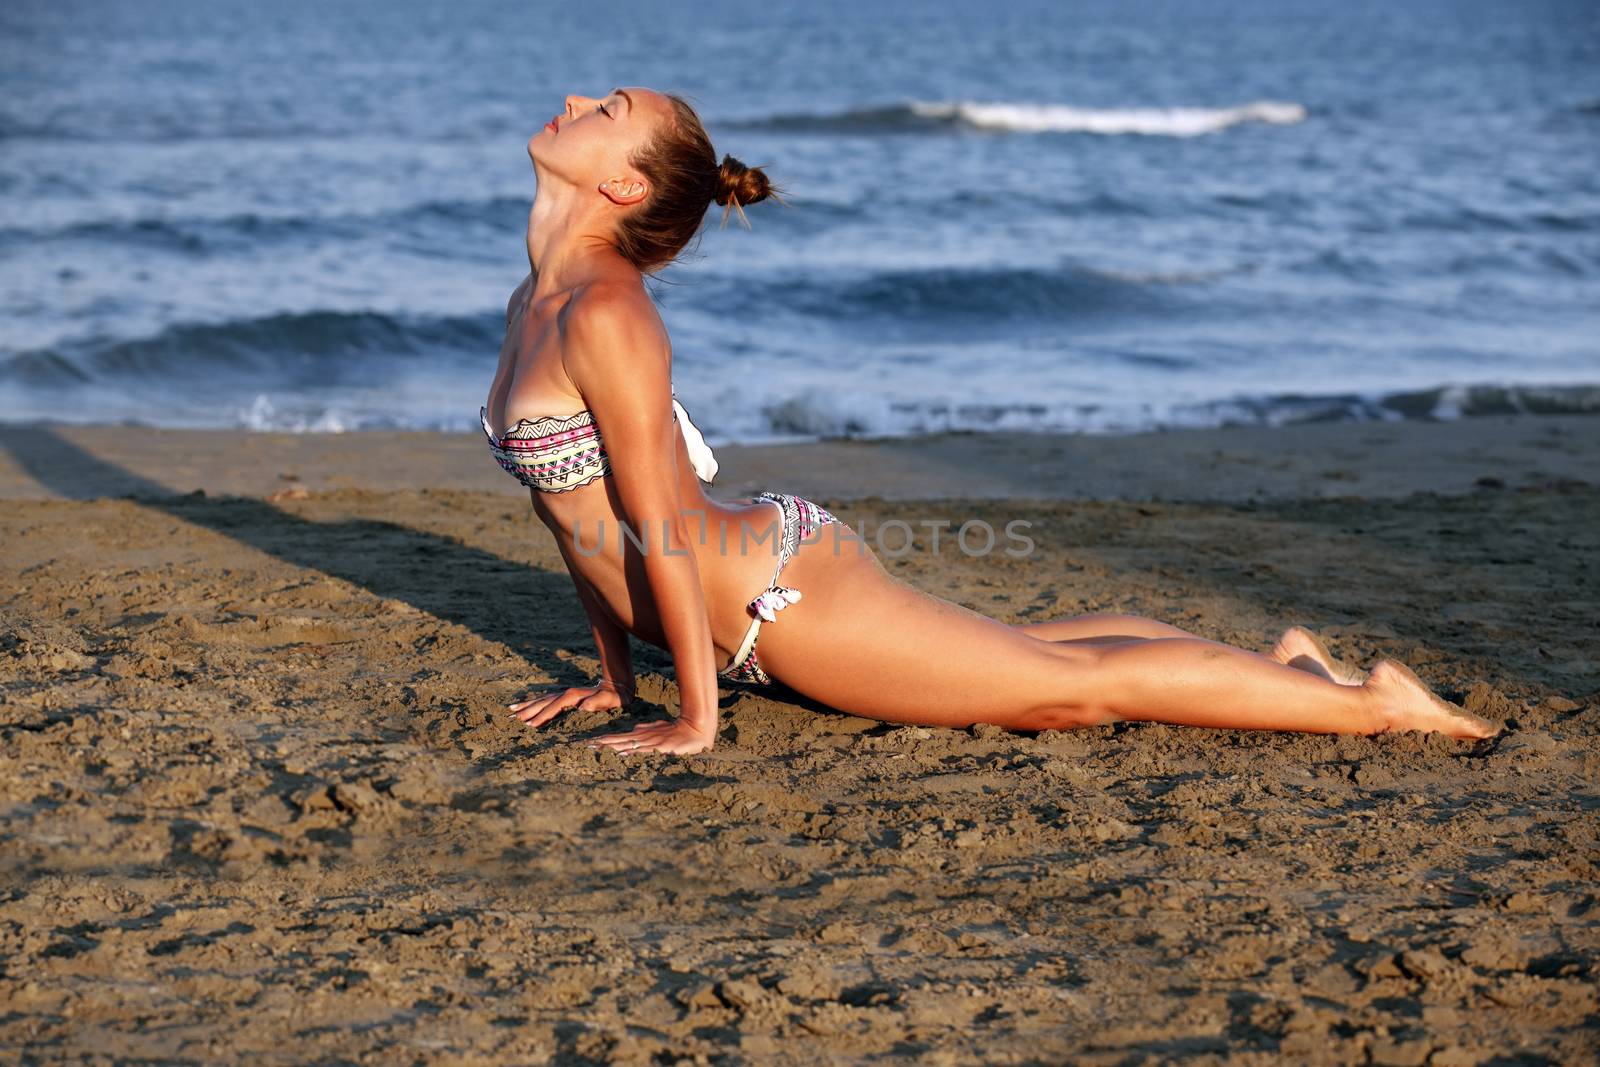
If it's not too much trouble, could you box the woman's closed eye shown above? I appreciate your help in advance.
[597,102,610,117]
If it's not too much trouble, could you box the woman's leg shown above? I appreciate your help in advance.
[1012,615,1366,684]
[1011,614,1196,642]
[756,542,1494,738]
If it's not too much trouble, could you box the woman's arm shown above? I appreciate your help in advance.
[506,554,636,729]
[561,282,719,754]
[566,541,636,697]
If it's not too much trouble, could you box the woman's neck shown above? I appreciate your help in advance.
[525,181,621,296]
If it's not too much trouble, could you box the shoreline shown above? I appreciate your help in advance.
[2,412,1596,503]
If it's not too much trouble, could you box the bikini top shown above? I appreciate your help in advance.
[480,391,719,493]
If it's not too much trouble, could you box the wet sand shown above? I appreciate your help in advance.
[1,417,1596,1063]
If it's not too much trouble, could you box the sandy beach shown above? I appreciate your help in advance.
[2,415,1596,1064]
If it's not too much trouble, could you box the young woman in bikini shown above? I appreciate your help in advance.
[483,86,1496,756]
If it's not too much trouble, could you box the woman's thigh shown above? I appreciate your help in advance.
[753,531,1096,729]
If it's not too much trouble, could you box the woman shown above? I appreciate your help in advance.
[484,86,1496,756]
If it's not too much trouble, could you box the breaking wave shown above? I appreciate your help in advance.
[729,99,1307,137]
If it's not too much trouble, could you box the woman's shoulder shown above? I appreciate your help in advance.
[560,274,666,349]
[558,277,671,402]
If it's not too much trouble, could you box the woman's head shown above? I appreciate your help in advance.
[529,87,778,274]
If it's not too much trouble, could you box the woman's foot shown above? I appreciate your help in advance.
[1273,625,1369,685]
[1364,659,1498,739]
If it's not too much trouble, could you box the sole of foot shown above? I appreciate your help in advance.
[1368,659,1498,739]
[1274,625,1369,685]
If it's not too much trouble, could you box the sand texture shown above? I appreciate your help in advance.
[1,419,1597,1064]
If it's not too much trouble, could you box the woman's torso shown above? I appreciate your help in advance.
[484,271,790,664]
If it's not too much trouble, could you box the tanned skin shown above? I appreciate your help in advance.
[490,87,1497,755]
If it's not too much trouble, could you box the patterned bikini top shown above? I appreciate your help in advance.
[480,392,719,493]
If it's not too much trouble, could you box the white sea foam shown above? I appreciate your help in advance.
[909,99,1308,136]
[239,394,351,433]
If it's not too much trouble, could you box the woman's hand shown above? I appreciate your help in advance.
[587,718,715,756]
[507,679,631,729]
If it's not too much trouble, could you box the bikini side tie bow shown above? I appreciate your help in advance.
[749,585,803,623]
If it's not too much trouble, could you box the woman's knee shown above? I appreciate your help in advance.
[1016,702,1121,731]
[1011,643,1122,729]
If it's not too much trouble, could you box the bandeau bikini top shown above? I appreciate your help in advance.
[480,392,719,494]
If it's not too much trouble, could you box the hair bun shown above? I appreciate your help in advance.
[714,154,772,208]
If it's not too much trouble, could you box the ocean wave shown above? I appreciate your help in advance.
[0,187,1164,255]
[1152,384,1600,430]
[0,310,500,387]
[1397,204,1600,236]
[1392,383,1600,420]
[0,196,532,253]
[698,264,1197,326]
[7,375,1597,440]
[728,99,1307,137]
[707,383,1600,441]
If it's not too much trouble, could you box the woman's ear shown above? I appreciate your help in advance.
[599,176,648,206]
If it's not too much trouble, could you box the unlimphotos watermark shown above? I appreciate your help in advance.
[569,508,1036,559]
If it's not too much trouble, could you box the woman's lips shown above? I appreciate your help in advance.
[546,116,559,132]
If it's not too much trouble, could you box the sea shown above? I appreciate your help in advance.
[2,0,1597,443]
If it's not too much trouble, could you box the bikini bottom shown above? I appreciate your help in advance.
[716,491,842,688]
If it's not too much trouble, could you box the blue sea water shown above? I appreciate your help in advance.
[1,0,1597,442]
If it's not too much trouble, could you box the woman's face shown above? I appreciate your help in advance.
[528,86,666,196]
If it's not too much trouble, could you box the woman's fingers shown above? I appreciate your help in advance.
[508,685,631,728]
[510,695,560,723]
[588,723,671,750]
[590,722,671,745]
[584,721,712,755]
[508,686,580,723]
[506,689,558,713]
[520,703,567,729]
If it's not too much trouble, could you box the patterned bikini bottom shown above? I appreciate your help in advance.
[716,491,843,688]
